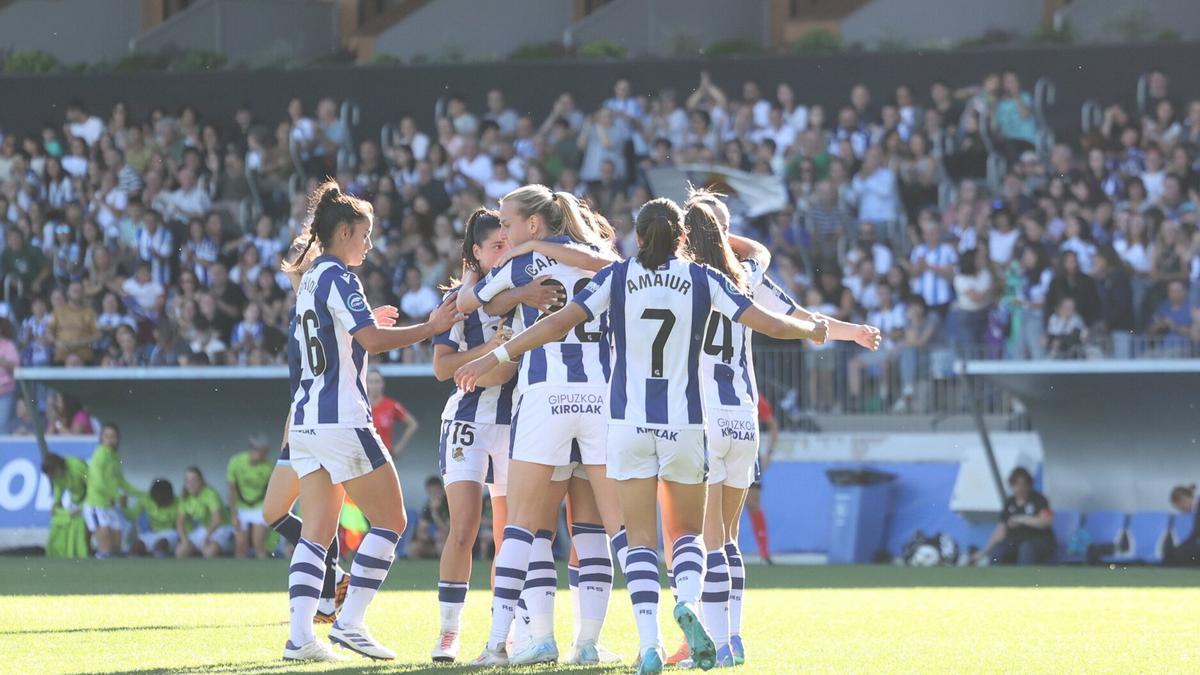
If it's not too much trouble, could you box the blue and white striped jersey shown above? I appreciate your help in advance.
[573,256,753,429]
[289,255,376,429]
[434,302,518,425]
[473,236,610,393]
[700,260,775,411]
[287,309,301,396]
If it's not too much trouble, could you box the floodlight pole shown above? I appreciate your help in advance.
[967,367,1007,506]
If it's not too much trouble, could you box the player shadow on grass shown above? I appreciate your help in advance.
[2,621,286,636]
[100,661,627,674]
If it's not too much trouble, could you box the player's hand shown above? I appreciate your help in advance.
[373,305,399,328]
[518,275,566,313]
[487,322,513,349]
[454,353,499,392]
[855,324,882,351]
[428,294,467,333]
[495,241,535,269]
[809,318,830,345]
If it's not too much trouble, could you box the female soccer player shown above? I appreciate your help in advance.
[428,208,522,662]
[128,478,179,557]
[281,180,462,663]
[262,234,399,623]
[456,198,828,674]
[681,196,880,666]
[175,466,234,558]
[455,185,620,666]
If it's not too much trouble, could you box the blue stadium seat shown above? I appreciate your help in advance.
[1051,510,1080,562]
[1126,512,1172,563]
[1171,512,1194,546]
[1083,511,1127,545]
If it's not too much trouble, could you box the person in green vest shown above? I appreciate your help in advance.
[227,434,275,559]
[127,478,179,558]
[82,423,142,558]
[175,466,233,558]
[42,452,89,559]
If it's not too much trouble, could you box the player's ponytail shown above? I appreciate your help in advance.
[685,202,746,291]
[283,179,372,275]
[442,208,501,291]
[685,185,732,232]
[635,198,687,270]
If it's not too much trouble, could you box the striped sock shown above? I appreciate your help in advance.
[567,564,581,642]
[512,597,530,647]
[701,549,731,648]
[625,546,661,652]
[437,580,469,631]
[725,541,745,637]
[572,522,612,644]
[671,534,706,605]
[490,526,533,651]
[287,538,327,648]
[337,527,398,627]
[610,527,629,576]
[524,530,557,641]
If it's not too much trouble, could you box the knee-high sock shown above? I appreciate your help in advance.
[287,538,327,647]
[701,548,731,648]
[337,527,398,627]
[270,513,343,598]
[725,541,745,637]
[668,570,677,603]
[625,546,661,652]
[572,522,612,644]
[671,534,705,606]
[438,580,469,631]
[489,526,534,651]
[749,509,770,559]
[610,527,629,577]
[523,529,557,641]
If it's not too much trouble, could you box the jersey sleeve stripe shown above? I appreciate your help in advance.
[314,271,341,425]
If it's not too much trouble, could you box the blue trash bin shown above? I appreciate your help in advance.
[826,468,896,564]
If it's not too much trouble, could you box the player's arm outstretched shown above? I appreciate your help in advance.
[354,294,464,354]
[496,240,620,272]
[454,303,587,392]
[456,267,563,316]
[758,276,881,351]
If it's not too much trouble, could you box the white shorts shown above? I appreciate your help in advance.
[438,420,511,497]
[509,386,607,468]
[288,426,392,484]
[236,507,268,530]
[189,524,234,552]
[607,425,708,485]
[139,529,179,551]
[83,505,122,531]
[706,407,760,489]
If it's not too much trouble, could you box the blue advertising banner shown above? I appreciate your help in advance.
[0,437,94,529]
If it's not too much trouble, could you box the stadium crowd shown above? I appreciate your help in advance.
[1,67,1200,419]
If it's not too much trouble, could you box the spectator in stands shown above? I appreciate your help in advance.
[1046,250,1100,328]
[1149,279,1194,354]
[974,467,1055,565]
[64,100,104,146]
[993,70,1038,165]
[408,475,450,560]
[1164,484,1200,566]
[1045,297,1087,359]
[0,318,18,433]
[849,145,900,231]
[910,216,958,316]
[895,297,941,412]
[950,247,993,353]
[1092,249,1136,357]
[50,281,98,364]
[1010,246,1052,359]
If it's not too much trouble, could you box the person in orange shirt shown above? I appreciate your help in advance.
[367,368,419,455]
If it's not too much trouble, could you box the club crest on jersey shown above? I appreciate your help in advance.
[452,446,464,461]
[347,293,367,312]
[724,276,740,296]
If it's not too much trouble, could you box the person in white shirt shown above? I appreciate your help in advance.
[950,247,994,353]
[122,262,165,321]
[751,107,797,159]
[848,283,906,403]
[483,159,519,204]
[849,146,901,226]
[453,136,493,188]
[484,89,519,138]
[776,83,809,133]
[164,168,211,223]
[398,267,440,322]
[64,101,104,146]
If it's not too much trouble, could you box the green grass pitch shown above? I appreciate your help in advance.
[6,558,1199,673]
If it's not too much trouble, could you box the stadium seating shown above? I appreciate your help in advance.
[1051,510,1080,563]
[1081,511,1128,564]
[1125,512,1172,564]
